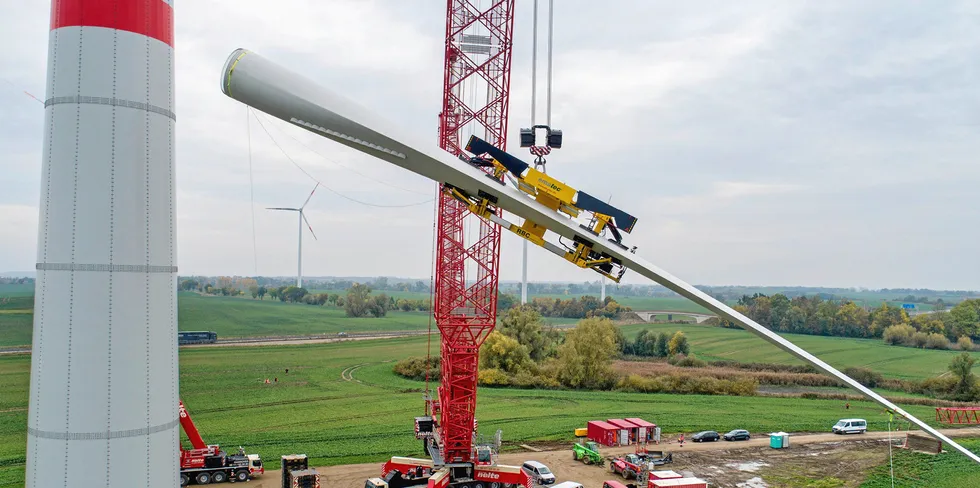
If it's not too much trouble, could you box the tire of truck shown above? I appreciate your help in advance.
[573,450,579,460]
[180,474,189,486]
[234,470,249,482]
[212,471,227,483]
[624,469,635,480]
[196,472,212,484]
[584,456,592,465]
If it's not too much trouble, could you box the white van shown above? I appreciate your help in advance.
[551,483,584,488]
[521,461,556,485]
[832,418,867,434]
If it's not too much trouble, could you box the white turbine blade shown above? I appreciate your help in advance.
[301,182,319,210]
[302,212,318,240]
[267,207,299,211]
[221,48,980,465]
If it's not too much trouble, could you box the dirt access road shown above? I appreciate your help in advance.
[244,427,980,488]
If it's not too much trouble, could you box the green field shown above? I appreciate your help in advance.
[1,332,972,487]
[0,284,33,298]
[176,292,433,337]
[621,322,980,381]
[861,439,980,487]
[0,292,582,347]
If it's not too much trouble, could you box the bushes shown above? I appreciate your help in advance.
[883,325,952,350]
[393,356,440,381]
[668,354,706,368]
[958,336,975,351]
[883,324,916,345]
[477,368,511,386]
[843,367,883,388]
[910,332,929,349]
[925,333,951,350]
[709,360,819,374]
[616,374,758,396]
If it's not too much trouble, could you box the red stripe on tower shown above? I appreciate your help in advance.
[51,0,174,47]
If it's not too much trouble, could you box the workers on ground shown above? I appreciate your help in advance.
[678,433,685,447]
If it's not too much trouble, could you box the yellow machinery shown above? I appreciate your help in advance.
[446,136,638,282]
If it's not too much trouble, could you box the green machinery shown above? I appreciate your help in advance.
[572,441,604,466]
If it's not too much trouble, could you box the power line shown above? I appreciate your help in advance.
[248,108,434,209]
[246,105,259,276]
[254,110,430,196]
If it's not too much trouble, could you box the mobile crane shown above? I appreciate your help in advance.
[178,399,264,486]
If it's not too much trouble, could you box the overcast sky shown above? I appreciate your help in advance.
[1,1,978,290]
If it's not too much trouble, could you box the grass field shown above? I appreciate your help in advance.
[621,322,980,381]
[0,292,580,347]
[176,292,433,337]
[0,284,33,298]
[0,333,968,487]
[861,438,980,487]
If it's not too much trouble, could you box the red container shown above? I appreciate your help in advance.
[587,420,620,446]
[649,470,682,480]
[626,417,657,443]
[649,477,708,488]
[607,418,640,444]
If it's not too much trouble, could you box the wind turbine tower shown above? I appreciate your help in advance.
[268,184,319,288]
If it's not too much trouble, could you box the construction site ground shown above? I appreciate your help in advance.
[247,427,980,488]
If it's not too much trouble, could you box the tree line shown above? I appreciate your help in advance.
[512,295,633,320]
[180,279,432,317]
[723,294,980,346]
[395,306,730,394]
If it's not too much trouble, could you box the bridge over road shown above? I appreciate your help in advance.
[634,310,717,324]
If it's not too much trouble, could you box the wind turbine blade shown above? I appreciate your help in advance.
[302,212,318,240]
[221,48,980,465]
[267,207,299,211]
[301,183,319,210]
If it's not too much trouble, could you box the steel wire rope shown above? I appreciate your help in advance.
[254,110,430,196]
[424,183,439,412]
[249,108,433,208]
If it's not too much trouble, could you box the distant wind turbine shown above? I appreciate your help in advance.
[267,183,319,288]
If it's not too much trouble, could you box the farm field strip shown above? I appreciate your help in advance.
[620,322,980,381]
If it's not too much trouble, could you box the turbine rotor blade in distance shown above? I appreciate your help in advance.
[301,183,319,209]
[301,212,317,240]
[267,207,299,211]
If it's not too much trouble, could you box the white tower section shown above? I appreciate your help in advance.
[26,1,179,487]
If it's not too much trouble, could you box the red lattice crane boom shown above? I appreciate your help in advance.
[431,0,516,465]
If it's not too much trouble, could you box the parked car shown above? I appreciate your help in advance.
[551,483,584,488]
[724,429,750,441]
[832,418,867,435]
[522,461,556,485]
[602,482,628,488]
[692,430,720,442]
